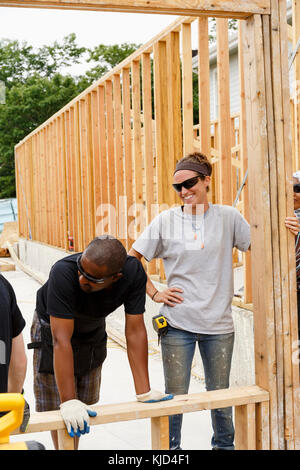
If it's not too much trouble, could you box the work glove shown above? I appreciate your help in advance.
[20,397,30,432]
[60,399,97,438]
[136,389,173,403]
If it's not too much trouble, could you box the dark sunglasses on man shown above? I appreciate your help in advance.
[294,184,300,193]
[77,255,121,284]
[172,175,203,192]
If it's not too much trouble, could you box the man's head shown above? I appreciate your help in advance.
[78,236,127,293]
[293,171,300,211]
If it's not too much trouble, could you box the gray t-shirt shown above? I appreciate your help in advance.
[132,204,250,334]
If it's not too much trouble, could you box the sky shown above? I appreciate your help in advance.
[0,6,184,74]
[0,7,177,48]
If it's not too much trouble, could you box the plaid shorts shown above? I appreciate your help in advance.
[31,312,102,412]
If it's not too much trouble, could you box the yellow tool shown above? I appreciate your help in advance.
[152,314,168,332]
[152,314,168,345]
[0,393,44,450]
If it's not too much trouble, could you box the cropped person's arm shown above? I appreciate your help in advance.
[125,312,173,403]
[50,316,76,403]
[285,216,300,236]
[7,332,27,393]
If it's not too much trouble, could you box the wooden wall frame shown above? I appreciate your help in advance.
[11,0,300,450]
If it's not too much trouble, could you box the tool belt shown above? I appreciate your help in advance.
[152,314,168,344]
[28,313,107,377]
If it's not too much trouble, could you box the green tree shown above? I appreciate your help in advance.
[0,36,138,198]
[0,35,89,198]
[0,34,87,88]
[0,74,87,197]
[85,42,141,81]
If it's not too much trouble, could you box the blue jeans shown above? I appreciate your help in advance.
[161,326,235,450]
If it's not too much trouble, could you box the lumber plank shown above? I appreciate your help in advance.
[142,52,157,275]
[235,403,256,450]
[151,416,169,450]
[292,0,300,170]
[278,0,300,449]
[105,80,116,234]
[0,0,271,17]
[0,259,15,272]
[181,22,194,156]
[70,105,83,251]
[57,429,76,450]
[153,40,170,206]
[265,0,300,449]
[31,135,39,243]
[64,111,75,252]
[40,129,48,245]
[238,21,252,304]
[14,148,22,239]
[113,73,125,245]
[121,69,133,250]
[197,17,211,159]
[256,401,270,449]
[91,90,100,216]
[242,14,280,449]
[166,31,182,207]
[12,386,269,435]
[216,18,232,205]
[131,59,144,238]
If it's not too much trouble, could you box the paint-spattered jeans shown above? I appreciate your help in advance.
[161,326,235,450]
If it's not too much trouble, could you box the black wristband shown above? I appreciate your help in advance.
[152,290,159,301]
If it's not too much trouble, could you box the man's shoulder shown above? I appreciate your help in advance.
[0,273,13,295]
[123,256,146,281]
[52,253,80,269]
[49,253,80,278]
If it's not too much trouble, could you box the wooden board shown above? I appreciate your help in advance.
[0,258,15,272]
[12,386,269,435]
[0,0,271,18]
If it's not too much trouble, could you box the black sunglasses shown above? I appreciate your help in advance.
[294,184,300,193]
[172,176,202,193]
[77,255,120,284]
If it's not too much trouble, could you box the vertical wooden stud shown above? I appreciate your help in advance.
[198,17,211,159]
[167,31,183,207]
[122,68,134,250]
[181,22,194,155]
[216,19,232,205]
[151,416,169,450]
[235,404,256,450]
[105,80,116,235]
[131,59,145,239]
[256,401,270,450]
[238,21,252,304]
[242,14,280,449]
[57,429,76,450]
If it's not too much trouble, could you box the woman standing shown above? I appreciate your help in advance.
[129,152,250,450]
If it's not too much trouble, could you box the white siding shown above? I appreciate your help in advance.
[208,50,239,121]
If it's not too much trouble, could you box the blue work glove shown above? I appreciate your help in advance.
[136,389,173,403]
[60,399,97,438]
[20,398,30,432]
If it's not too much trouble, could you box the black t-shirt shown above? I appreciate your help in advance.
[0,274,26,393]
[36,254,147,342]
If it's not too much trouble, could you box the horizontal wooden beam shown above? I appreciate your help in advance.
[12,386,269,435]
[0,0,270,18]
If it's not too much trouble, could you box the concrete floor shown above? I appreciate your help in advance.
[2,267,212,451]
